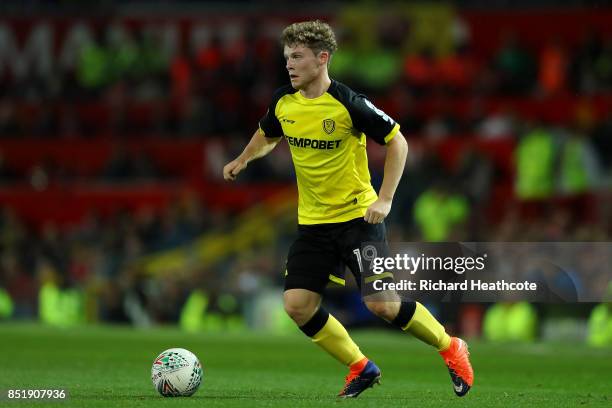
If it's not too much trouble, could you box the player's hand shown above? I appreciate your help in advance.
[223,159,247,181]
[364,198,392,224]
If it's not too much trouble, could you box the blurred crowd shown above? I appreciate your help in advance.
[0,22,611,189]
[1,186,609,325]
[0,194,221,320]
[0,18,611,140]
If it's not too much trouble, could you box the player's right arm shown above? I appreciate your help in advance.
[223,129,281,181]
[224,85,291,181]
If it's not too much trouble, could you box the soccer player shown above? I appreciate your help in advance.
[223,20,473,398]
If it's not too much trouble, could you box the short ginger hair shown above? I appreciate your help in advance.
[281,20,338,56]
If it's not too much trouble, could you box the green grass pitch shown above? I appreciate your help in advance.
[1,323,610,407]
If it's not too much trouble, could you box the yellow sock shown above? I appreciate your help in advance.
[312,314,365,366]
[402,302,451,351]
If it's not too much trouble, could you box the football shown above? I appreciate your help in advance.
[151,348,203,397]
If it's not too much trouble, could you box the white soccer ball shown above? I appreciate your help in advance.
[151,348,203,397]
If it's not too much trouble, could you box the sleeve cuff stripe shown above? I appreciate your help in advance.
[383,124,400,144]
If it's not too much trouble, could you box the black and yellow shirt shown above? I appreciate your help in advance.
[259,79,400,225]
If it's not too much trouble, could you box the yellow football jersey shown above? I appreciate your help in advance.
[259,80,400,225]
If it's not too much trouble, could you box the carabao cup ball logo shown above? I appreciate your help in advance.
[153,350,190,373]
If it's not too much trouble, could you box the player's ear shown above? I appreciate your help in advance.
[319,51,330,67]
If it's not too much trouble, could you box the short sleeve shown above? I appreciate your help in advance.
[259,107,282,138]
[348,94,400,145]
[258,85,294,139]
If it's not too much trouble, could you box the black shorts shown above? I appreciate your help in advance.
[284,217,393,295]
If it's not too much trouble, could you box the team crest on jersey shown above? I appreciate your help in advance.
[322,119,335,134]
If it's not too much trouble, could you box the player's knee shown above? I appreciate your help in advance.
[365,301,397,321]
[283,299,316,325]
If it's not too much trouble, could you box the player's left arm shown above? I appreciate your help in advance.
[364,131,408,224]
[343,90,407,223]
